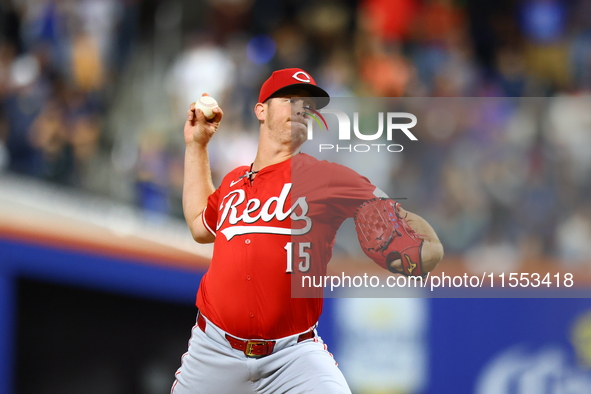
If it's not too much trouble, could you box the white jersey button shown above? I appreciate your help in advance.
[245,239,251,244]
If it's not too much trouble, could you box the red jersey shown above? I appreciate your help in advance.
[197,153,380,339]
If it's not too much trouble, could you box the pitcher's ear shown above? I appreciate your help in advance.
[254,102,266,121]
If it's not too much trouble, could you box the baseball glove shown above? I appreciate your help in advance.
[354,198,425,277]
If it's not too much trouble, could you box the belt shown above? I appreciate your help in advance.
[197,313,315,358]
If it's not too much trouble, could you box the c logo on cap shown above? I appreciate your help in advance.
[292,71,311,83]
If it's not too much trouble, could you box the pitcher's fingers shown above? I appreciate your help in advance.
[210,106,223,122]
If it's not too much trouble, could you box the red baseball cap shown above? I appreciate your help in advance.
[258,68,330,108]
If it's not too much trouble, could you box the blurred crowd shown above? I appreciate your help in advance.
[1,0,590,265]
[0,0,139,179]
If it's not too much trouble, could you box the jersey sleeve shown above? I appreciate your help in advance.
[327,163,387,221]
[202,188,221,236]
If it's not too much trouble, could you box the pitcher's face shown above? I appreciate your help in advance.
[262,92,317,150]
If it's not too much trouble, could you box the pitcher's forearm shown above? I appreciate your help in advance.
[183,143,215,228]
[404,211,444,272]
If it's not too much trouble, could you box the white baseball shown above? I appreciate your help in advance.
[195,96,219,119]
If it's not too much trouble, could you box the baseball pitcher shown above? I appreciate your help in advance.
[172,68,443,393]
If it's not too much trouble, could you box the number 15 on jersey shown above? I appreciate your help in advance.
[284,242,311,273]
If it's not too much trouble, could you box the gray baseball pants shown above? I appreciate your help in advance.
[171,313,352,394]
